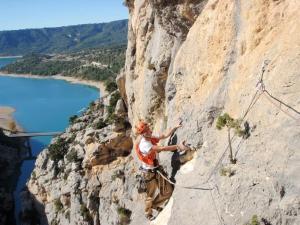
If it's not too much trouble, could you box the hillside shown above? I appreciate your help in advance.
[0,20,128,56]
[22,0,300,225]
[1,45,126,93]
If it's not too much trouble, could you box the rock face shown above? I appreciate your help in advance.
[26,0,300,225]
[123,0,300,225]
[0,131,27,225]
[24,95,137,225]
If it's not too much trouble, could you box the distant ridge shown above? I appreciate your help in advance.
[0,19,128,56]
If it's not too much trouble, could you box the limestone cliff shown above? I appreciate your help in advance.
[26,0,300,225]
[24,94,138,225]
[121,0,300,224]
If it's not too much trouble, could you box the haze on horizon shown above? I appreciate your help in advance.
[0,0,128,31]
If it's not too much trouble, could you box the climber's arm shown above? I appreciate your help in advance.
[157,120,182,139]
[151,141,188,153]
[151,144,178,153]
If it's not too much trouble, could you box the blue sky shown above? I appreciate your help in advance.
[0,0,128,31]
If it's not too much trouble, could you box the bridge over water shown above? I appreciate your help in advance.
[0,128,63,160]
[7,131,62,138]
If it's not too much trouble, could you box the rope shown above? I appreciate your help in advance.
[209,187,226,225]
[204,87,263,184]
[204,59,300,184]
[156,170,213,191]
[256,59,300,124]
[262,90,300,124]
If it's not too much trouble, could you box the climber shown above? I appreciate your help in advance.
[135,120,189,221]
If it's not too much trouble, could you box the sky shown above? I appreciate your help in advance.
[0,0,128,31]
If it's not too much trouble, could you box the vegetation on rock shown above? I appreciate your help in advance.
[1,45,126,93]
[48,137,68,164]
[106,91,121,124]
[69,115,78,125]
[216,113,246,164]
[117,206,132,225]
[54,198,63,213]
[66,149,78,163]
[93,118,107,129]
[246,215,260,225]
[80,204,93,223]
[219,166,235,177]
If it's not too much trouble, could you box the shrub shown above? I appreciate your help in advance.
[63,170,70,180]
[54,198,63,213]
[105,79,118,93]
[251,215,260,225]
[51,219,59,225]
[107,91,121,114]
[219,167,235,177]
[31,171,36,180]
[117,206,132,225]
[93,118,107,129]
[65,210,70,221]
[111,170,125,181]
[67,134,76,144]
[69,115,78,124]
[105,113,118,125]
[89,101,95,109]
[80,204,93,222]
[216,113,246,164]
[147,63,156,71]
[66,149,78,163]
[48,137,69,164]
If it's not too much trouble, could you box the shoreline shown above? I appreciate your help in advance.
[0,56,22,59]
[0,72,108,96]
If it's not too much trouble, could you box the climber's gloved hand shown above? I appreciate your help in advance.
[174,118,183,130]
[177,141,190,152]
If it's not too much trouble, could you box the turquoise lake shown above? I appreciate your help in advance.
[0,58,99,224]
[0,57,20,68]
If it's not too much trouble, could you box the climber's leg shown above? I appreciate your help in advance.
[143,171,158,217]
[152,168,174,209]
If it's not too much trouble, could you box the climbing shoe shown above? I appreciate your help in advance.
[155,207,163,213]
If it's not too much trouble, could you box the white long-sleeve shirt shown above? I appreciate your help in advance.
[139,137,159,169]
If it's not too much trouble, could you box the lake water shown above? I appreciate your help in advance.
[0,58,99,224]
[0,57,20,68]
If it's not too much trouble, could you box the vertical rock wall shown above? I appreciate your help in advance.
[124,0,300,224]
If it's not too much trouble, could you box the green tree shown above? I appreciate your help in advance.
[216,113,245,164]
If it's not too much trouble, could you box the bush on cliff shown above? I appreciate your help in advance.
[69,115,78,124]
[105,79,118,93]
[117,206,132,225]
[80,204,93,223]
[66,149,78,163]
[108,91,121,114]
[106,91,121,124]
[93,118,107,129]
[216,113,246,164]
[54,198,63,213]
[48,137,68,163]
